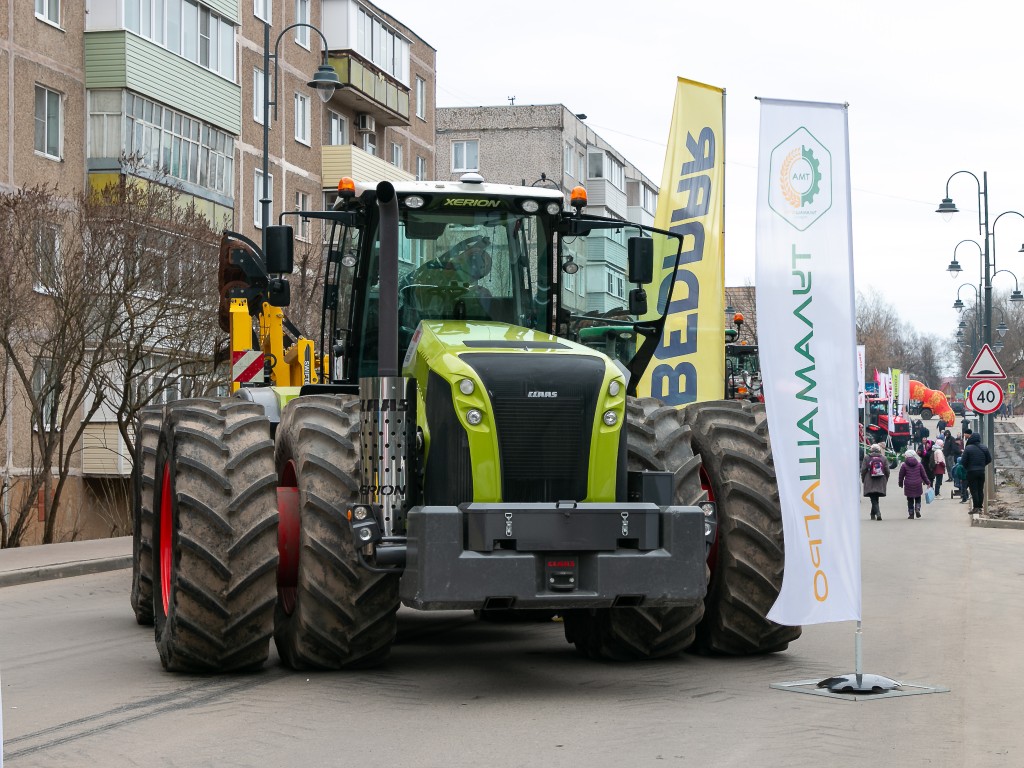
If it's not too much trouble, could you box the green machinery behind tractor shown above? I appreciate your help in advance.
[129,176,798,671]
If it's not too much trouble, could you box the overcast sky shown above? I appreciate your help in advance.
[381,0,1024,362]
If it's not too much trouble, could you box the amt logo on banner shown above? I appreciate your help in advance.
[768,127,832,231]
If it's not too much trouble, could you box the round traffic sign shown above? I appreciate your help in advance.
[967,379,1004,415]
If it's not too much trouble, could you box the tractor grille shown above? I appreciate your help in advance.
[464,353,605,503]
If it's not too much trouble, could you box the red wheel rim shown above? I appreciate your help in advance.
[700,465,721,575]
[277,460,300,615]
[159,462,173,616]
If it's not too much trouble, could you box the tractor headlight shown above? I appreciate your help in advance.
[603,410,618,426]
[467,409,483,426]
[404,195,425,209]
[459,378,475,395]
[521,199,539,213]
[546,202,561,215]
[608,380,621,397]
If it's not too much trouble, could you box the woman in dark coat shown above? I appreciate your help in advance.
[861,443,890,520]
[898,448,931,519]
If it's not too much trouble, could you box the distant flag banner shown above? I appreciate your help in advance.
[890,368,901,431]
[856,345,866,409]
[900,372,911,421]
[756,98,860,625]
[636,78,725,406]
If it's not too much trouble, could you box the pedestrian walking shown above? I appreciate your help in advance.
[961,429,993,513]
[861,443,890,520]
[942,429,960,491]
[952,456,968,503]
[930,440,946,498]
[937,416,947,434]
[898,448,931,519]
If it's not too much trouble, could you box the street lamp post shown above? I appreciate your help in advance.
[260,20,341,260]
[938,172,1024,511]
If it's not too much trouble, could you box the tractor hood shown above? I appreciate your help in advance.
[402,320,614,376]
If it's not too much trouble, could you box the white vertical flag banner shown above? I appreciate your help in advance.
[899,373,911,421]
[888,368,896,433]
[856,345,866,409]
[756,98,861,625]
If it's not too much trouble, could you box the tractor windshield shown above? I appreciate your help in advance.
[352,205,555,377]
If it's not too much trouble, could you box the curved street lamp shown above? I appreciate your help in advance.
[260,20,341,259]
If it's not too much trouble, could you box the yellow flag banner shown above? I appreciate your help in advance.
[636,78,725,406]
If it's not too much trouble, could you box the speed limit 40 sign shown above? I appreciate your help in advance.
[967,379,1004,415]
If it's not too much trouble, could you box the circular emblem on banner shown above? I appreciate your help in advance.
[779,145,822,208]
[768,126,833,231]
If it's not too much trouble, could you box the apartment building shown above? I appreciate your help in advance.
[236,0,436,250]
[436,104,659,315]
[0,0,434,544]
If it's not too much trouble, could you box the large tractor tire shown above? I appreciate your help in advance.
[682,400,801,655]
[152,399,279,672]
[273,395,399,669]
[130,406,164,626]
[562,397,706,661]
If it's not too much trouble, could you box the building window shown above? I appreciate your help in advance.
[34,221,61,291]
[88,90,123,158]
[577,152,585,183]
[607,270,614,294]
[294,0,309,47]
[390,142,402,169]
[255,170,272,228]
[643,184,657,213]
[451,140,478,173]
[35,0,59,26]
[415,76,426,120]
[608,157,624,190]
[328,111,347,145]
[588,151,625,190]
[564,143,573,177]
[362,132,377,156]
[355,5,410,84]
[254,0,270,22]
[34,85,62,160]
[121,92,235,197]
[294,93,310,144]
[295,191,310,241]
[128,0,235,81]
[616,275,625,299]
[32,358,59,430]
[254,69,265,123]
[415,155,427,181]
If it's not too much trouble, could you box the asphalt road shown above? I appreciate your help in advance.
[2,490,1023,768]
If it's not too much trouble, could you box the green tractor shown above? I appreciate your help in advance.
[131,175,797,670]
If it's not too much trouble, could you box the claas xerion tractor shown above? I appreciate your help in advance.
[129,174,798,671]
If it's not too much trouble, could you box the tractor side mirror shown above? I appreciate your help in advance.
[628,288,648,316]
[627,237,654,284]
[265,225,294,274]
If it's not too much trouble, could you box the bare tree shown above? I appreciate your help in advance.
[0,185,118,545]
[856,288,947,386]
[0,174,225,547]
[85,171,225,468]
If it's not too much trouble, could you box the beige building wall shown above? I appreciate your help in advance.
[1,0,87,192]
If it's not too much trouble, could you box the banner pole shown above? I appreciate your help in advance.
[855,620,863,677]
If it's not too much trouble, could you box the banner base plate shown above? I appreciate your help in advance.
[770,677,949,701]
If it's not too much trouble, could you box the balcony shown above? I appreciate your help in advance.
[326,52,410,128]
[322,144,414,186]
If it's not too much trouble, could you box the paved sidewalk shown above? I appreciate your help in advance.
[0,536,131,588]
